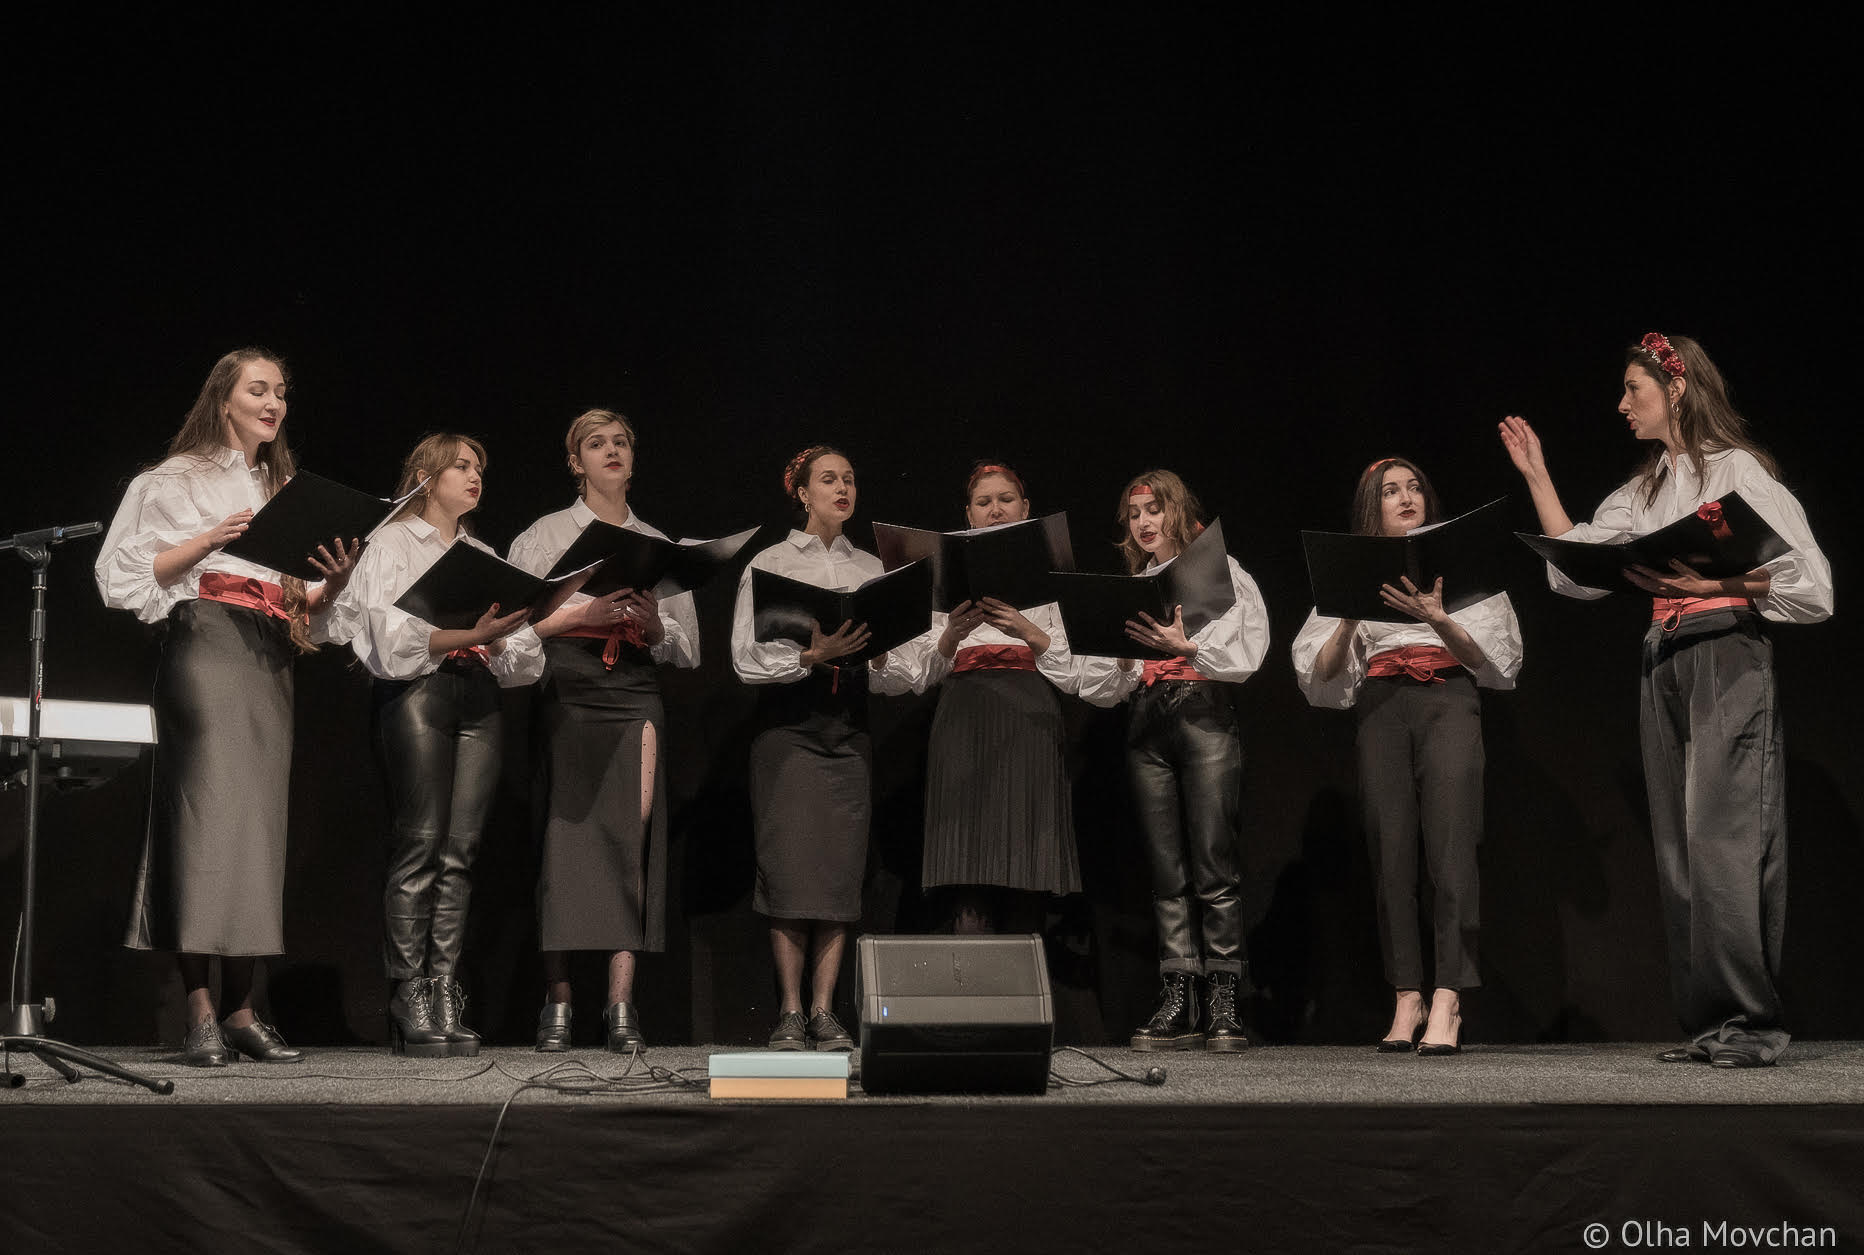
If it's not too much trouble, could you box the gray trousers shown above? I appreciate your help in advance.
[1354,673,1483,991]
[1640,610,1789,1060]
[373,662,504,980]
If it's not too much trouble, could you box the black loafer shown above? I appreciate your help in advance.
[604,1001,646,1054]
[1709,1045,1775,1069]
[222,1018,303,1063]
[182,1018,230,1068]
[535,1002,573,1052]
[1656,1044,1710,1064]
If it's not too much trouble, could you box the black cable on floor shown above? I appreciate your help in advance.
[1047,1045,1170,1089]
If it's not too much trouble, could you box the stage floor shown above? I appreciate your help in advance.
[6,1040,1864,1105]
[6,1043,1863,1254]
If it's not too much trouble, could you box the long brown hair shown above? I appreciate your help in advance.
[1628,334,1779,506]
[1350,457,1442,537]
[163,348,315,650]
[386,433,489,533]
[1115,469,1205,574]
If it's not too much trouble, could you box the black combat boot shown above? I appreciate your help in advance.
[1130,971,1204,1050]
[1203,971,1250,1052]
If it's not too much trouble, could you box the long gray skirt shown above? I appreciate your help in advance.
[923,670,1080,894]
[536,638,667,952]
[750,712,870,922]
[128,598,294,956]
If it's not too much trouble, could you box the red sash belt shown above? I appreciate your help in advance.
[1651,596,1752,632]
[445,646,490,668]
[198,572,291,623]
[562,620,646,670]
[1141,656,1204,686]
[1367,645,1461,683]
[954,644,1037,675]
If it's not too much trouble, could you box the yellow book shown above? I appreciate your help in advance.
[708,1076,849,1100]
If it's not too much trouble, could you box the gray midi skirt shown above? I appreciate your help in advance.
[750,711,871,922]
[536,638,667,953]
[128,598,295,956]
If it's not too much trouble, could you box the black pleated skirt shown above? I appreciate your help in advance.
[128,598,294,956]
[536,638,667,952]
[922,669,1080,894]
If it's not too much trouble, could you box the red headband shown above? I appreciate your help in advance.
[1637,332,1686,379]
[969,462,1026,497]
[1364,457,1400,480]
[1128,484,1154,498]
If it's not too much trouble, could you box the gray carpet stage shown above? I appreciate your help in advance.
[4,1043,1863,1254]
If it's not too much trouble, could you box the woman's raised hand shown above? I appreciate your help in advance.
[307,536,362,591]
[1497,415,1547,479]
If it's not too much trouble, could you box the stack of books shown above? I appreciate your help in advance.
[706,1051,850,1100]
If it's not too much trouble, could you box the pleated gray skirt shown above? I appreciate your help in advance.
[922,670,1080,894]
[128,598,295,956]
[536,639,667,952]
[750,711,871,922]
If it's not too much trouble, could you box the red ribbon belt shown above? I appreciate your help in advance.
[1367,645,1461,683]
[198,572,291,623]
[562,620,646,670]
[1651,596,1752,632]
[1141,657,1204,686]
[445,646,490,667]
[1696,499,1733,542]
[954,644,1037,675]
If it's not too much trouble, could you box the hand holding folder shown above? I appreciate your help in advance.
[393,542,590,631]
[223,469,411,581]
[1052,519,1236,659]
[546,524,760,599]
[872,514,1074,611]
[1516,491,1787,597]
[751,561,934,665]
[1302,500,1511,623]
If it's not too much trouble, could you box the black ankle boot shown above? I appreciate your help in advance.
[431,975,481,1058]
[388,978,451,1057]
[1131,972,1204,1050]
[1203,971,1249,1052]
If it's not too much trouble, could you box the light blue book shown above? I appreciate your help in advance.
[708,1051,850,1079]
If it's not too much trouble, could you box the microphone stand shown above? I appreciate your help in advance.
[2,521,173,1093]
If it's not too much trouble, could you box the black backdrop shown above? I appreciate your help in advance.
[3,14,1857,1049]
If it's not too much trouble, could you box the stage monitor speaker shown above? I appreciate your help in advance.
[856,934,1052,1095]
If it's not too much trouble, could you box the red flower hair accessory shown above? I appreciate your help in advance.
[783,445,830,497]
[1638,332,1686,379]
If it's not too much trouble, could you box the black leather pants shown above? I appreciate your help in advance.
[374,662,504,980]
[1126,681,1245,977]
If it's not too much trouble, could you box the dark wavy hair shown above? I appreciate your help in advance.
[1350,457,1442,537]
[1626,334,1778,506]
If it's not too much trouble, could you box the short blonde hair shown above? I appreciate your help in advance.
[565,408,637,496]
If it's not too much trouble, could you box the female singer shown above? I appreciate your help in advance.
[325,433,544,1056]
[1290,458,1523,1056]
[1500,333,1831,1067]
[885,461,1088,933]
[731,445,917,1050]
[95,347,357,1066]
[508,409,701,1053]
[1077,470,1269,1052]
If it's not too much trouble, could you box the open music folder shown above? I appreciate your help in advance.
[545,523,761,599]
[222,470,405,581]
[750,560,935,664]
[1051,518,1236,659]
[1515,491,1788,596]
[872,513,1075,611]
[1301,499,1512,623]
[393,542,590,630]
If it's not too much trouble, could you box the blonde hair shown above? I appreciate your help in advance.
[564,408,637,496]
[1115,469,1205,574]
[387,433,488,533]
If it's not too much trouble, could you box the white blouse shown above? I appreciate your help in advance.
[322,516,545,686]
[1075,554,1272,707]
[506,497,700,668]
[881,602,1089,697]
[96,445,319,624]
[729,530,917,695]
[1290,593,1524,710]
[1548,447,1833,625]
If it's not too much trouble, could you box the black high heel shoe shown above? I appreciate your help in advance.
[388,978,451,1058]
[535,1002,573,1052]
[1376,1020,1427,1053]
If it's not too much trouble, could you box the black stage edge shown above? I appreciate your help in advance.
[4,1047,1863,1255]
